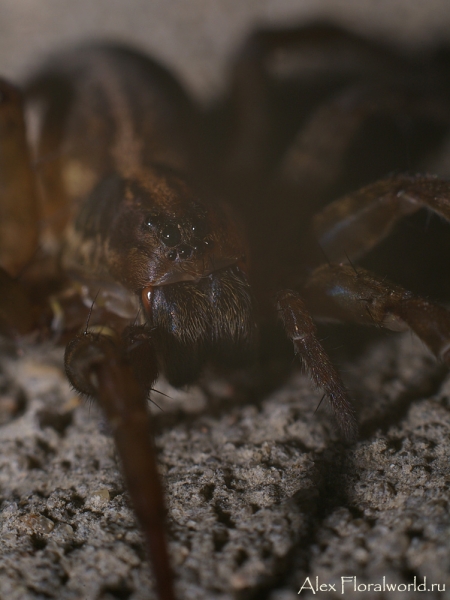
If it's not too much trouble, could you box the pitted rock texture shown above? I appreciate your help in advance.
[0,333,449,599]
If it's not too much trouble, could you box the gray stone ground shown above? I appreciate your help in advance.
[0,330,449,600]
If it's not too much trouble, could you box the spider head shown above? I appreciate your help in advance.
[131,166,257,386]
[67,165,257,385]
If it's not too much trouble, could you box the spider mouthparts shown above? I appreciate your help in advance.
[148,257,239,287]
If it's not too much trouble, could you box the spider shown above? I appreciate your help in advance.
[2,23,450,600]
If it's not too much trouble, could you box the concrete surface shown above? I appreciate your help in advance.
[1,332,450,599]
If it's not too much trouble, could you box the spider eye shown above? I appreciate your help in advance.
[191,219,207,240]
[160,223,181,247]
[144,213,162,228]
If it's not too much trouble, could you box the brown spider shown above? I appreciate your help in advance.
[2,23,450,600]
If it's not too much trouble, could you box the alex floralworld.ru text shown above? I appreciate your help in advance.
[298,576,445,594]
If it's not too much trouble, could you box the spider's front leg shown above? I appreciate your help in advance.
[303,175,450,368]
[276,289,358,440]
[65,325,176,600]
[275,176,450,440]
[313,175,450,263]
[304,263,450,367]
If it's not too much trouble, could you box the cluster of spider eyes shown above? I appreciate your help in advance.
[144,214,212,260]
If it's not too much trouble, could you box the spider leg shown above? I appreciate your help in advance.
[226,23,405,175]
[0,79,39,277]
[0,263,175,599]
[276,289,358,440]
[65,327,176,600]
[312,174,450,263]
[279,86,450,197]
[303,263,450,366]
[225,22,450,187]
[224,28,450,273]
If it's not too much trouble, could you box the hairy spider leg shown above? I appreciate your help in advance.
[301,174,450,368]
[303,263,450,368]
[276,289,358,441]
[65,328,176,600]
[313,175,450,263]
